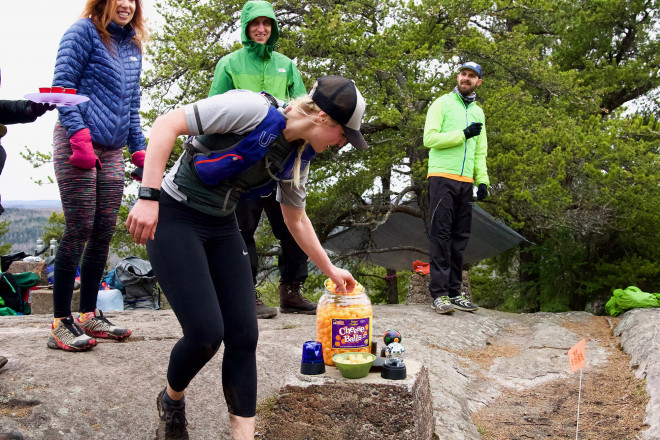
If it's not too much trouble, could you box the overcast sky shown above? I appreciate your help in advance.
[0,0,159,201]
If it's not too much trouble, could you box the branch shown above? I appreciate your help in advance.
[332,246,430,257]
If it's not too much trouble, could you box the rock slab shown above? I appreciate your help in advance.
[7,261,48,285]
[0,307,657,439]
[615,308,660,440]
[262,359,432,440]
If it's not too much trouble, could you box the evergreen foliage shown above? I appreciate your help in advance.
[42,212,65,245]
[0,209,55,254]
[111,0,660,310]
[0,219,12,255]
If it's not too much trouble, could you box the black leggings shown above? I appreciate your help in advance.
[147,193,258,417]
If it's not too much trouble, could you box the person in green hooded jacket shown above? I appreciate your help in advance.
[424,61,490,315]
[209,0,315,320]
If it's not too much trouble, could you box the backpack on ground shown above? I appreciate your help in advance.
[101,268,124,292]
[114,257,159,310]
[0,272,22,313]
[0,271,39,314]
[1,251,29,272]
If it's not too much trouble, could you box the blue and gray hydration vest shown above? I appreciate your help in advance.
[163,93,315,217]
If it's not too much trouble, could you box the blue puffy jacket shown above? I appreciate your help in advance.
[53,18,145,152]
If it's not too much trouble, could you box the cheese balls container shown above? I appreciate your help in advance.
[316,279,373,366]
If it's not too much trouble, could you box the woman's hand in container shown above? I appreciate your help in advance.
[327,267,356,293]
[126,199,159,244]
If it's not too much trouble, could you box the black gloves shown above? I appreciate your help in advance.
[0,100,56,124]
[28,101,57,119]
[463,122,483,140]
[476,183,488,201]
[1,100,45,124]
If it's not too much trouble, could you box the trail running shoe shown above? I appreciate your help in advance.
[450,295,479,312]
[47,316,97,351]
[431,296,455,315]
[76,309,132,340]
[156,389,189,440]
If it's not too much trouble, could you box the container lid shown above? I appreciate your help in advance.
[324,278,364,295]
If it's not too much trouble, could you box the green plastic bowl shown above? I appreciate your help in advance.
[332,352,376,379]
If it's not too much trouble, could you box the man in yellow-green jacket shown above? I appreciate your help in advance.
[209,0,314,319]
[423,61,490,315]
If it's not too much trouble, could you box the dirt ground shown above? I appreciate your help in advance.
[470,315,649,439]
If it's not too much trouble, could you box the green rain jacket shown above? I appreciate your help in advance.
[208,0,306,101]
[423,91,489,185]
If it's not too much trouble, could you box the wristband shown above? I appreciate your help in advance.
[138,186,160,201]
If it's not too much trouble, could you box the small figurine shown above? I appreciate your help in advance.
[385,341,406,365]
[383,329,402,345]
[381,330,407,380]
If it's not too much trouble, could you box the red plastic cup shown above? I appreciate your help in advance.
[39,87,51,93]
[64,88,77,94]
[51,86,64,93]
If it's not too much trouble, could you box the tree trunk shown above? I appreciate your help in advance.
[386,268,399,304]
[519,240,540,311]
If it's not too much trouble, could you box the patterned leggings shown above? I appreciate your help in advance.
[52,122,124,317]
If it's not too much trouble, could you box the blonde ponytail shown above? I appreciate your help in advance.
[287,94,323,188]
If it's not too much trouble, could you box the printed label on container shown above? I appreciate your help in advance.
[331,317,371,349]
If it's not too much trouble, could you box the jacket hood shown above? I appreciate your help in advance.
[241,1,279,57]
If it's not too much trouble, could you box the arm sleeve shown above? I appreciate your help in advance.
[127,57,146,153]
[288,64,307,99]
[208,58,235,97]
[53,20,92,137]
[473,123,489,186]
[0,100,37,125]
[276,164,309,209]
[423,98,465,150]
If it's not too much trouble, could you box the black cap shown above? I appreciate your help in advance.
[309,75,368,150]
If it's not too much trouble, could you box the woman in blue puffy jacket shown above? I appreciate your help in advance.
[48,0,148,352]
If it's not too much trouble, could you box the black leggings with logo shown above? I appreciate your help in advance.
[146,192,258,417]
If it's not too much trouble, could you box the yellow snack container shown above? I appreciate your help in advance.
[316,279,373,366]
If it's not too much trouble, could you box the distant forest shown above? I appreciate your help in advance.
[0,208,60,254]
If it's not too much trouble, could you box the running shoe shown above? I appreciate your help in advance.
[47,316,97,351]
[76,309,132,340]
[156,389,189,440]
[431,296,455,314]
[449,295,479,312]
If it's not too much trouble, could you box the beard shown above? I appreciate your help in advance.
[458,82,477,95]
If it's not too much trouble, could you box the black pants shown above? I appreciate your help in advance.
[0,144,5,214]
[147,193,258,417]
[0,143,6,176]
[235,189,308,285]
[428,177,473,299]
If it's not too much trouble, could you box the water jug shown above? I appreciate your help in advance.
[96,289,124,311]
[49,239,58,257]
